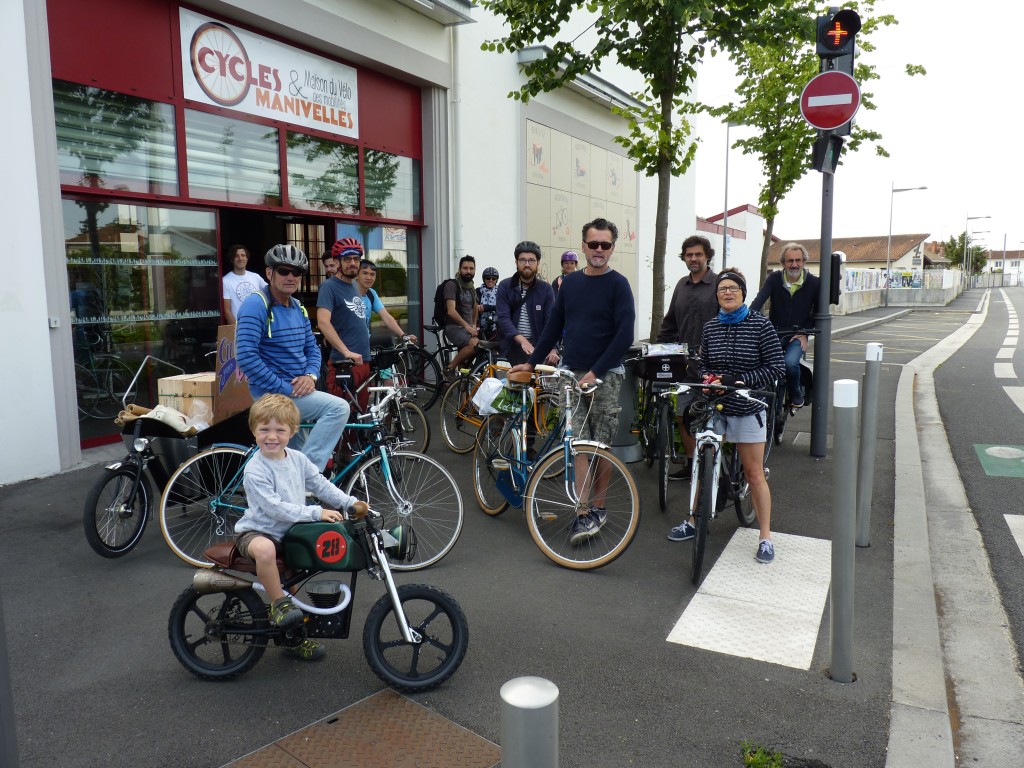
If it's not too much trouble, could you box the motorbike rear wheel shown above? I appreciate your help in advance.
[168,586,268,681]
[362,584,468,692]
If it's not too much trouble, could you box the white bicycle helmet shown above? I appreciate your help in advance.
[265,244,309,273]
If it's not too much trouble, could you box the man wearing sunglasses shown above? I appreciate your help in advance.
[512,218,635,543]
[317,237,374,411]
[235,244,349,472]
[749,242,820,408]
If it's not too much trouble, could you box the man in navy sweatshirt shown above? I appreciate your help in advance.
[749,242,820,407]
[513,217,636,543]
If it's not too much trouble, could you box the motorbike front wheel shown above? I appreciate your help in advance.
[362,584,469,692]
[84,465,150,557]
[168,586,268,681]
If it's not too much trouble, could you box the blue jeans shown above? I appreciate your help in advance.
[289,390,350,471]
[784,338,805,403]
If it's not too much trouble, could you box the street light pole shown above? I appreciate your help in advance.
[721,121,740,270]
[883,183,927,307]
[965,214,992,283]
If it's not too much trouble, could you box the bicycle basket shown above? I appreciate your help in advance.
[637,354,689,382]
[371,348,398,369]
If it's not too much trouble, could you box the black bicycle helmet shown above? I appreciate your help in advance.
[514,240,542,259]
[264,244,309,273]
[482,267,499,280]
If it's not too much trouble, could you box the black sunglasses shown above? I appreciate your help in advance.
[585,240,614,251]
[274,266,303,277]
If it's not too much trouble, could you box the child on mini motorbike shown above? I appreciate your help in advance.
[235,393,360,660]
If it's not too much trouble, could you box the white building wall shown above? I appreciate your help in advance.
[1,0,65,485]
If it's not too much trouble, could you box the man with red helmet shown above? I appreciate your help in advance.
[316,237,374,410]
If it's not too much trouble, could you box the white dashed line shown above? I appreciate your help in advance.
[995,363,1016,379]
[1004,515,1024,559]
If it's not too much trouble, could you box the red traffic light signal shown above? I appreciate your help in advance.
[817,9,861,58]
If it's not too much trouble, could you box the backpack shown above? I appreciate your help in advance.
[431,278,456,326]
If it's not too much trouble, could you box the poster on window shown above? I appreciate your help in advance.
[180,8,359,140]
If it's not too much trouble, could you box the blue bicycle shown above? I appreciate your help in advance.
[157,384,463,570]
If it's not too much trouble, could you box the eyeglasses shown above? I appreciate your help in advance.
[484,276,497,281]
[716,286,741,294]
[340,255,361,262]
[274,267,303,277]
[586,241,614,251]
[784,259,803,265]
[517,258,538,265]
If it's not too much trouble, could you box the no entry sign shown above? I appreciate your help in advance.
[800,71,861,131]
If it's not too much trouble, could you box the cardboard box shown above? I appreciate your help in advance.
[213,324,253,424]
[158,373,216,415]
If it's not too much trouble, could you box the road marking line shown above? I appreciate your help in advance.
[997,348,1015,359]
[666,528,831,669]
[1003,387,1024,417]
[1005,515,1024,558]
[994,363,1016,378]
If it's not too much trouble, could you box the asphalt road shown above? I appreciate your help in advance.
[0,297,995,767]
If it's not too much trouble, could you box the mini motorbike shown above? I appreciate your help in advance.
[167,503,468,691]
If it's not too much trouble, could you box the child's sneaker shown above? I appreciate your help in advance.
[283,638,326,661]
[270,596,302,628]
[756,539,775,564]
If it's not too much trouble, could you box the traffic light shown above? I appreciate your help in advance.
[817,8,861,59]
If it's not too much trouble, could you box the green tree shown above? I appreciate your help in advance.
[946,232,986,274]
[479,0,813,338]
[706,1,925,282]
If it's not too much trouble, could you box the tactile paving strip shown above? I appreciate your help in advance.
[225,689,500,768]
[666,528,832,669]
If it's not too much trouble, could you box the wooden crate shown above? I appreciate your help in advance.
[158,372,216,415]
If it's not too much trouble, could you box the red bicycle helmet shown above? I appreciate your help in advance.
[331,237,364,259]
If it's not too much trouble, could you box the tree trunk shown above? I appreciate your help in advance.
[760,217,775,285]
[649,155,672,341]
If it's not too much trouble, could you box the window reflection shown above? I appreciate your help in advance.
[286,131,359,213]
[185,110,281,205]
[53,79,178,195]
[364,150,420,221]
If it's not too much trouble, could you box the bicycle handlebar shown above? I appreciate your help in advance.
[533,365,602,394]
[667,381,774,406]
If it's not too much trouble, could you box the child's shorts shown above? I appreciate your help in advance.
[235,531,283,559]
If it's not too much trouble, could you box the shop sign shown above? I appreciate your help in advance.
[180,8,358,139]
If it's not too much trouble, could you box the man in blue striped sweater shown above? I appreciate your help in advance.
[236,244,349,471]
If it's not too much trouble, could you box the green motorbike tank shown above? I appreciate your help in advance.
[282,521,368,572]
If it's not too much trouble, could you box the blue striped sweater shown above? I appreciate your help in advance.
[235,290,321,398]
[698,312,785,416]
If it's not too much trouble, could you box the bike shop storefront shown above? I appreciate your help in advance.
[49,0,425,446]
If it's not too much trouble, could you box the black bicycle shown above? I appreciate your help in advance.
[671,382,774,586]
[772,327,818,446]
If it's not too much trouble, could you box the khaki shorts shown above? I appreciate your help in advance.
[569,369,623,446]
[235,530,281,559]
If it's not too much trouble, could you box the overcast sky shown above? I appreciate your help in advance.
[693,0,1023,255]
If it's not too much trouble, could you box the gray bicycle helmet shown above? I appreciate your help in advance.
[264,244,309,273]
[482,267,499,280]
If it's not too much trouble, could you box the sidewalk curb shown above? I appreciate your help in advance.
[885,364,955,767]
[830,309,912,340]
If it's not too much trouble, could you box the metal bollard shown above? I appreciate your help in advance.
[856,343,883,547]
[830,379,858,684]
[500,677,559,768]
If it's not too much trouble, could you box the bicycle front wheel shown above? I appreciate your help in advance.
[395,346,443,411]
[472,415,514,516]
[84,465,150,557]
[691,444,715,586]
[657,398,672,512]
[159,446,249,567]
[344,451,463,570]
[440,375,481,454]
[524,443,640,570]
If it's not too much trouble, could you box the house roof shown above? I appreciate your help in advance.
[769,234,931,265]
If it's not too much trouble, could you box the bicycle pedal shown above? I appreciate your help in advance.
[537,512,557,522]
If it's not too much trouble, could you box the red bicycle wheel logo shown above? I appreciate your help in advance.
[190,22,251,107]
